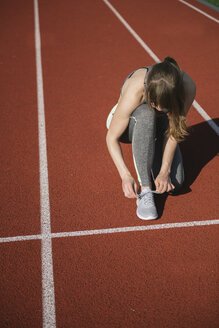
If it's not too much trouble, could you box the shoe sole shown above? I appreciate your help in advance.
[136,210,158,220]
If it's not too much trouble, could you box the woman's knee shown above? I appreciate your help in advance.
[131,103,155,122]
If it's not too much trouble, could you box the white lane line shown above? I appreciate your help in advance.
[34,0,56,327]
[0,219,218,244]
[179,0,219,23]
[0,234,42,243]
[50,219,219,238]
[102,0,219,136]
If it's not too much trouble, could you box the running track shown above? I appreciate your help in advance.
[0,0,218,327]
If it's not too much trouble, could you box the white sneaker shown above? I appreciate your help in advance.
[136,187,158,220]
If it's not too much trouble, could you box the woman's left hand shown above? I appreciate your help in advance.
[155,172,175,193]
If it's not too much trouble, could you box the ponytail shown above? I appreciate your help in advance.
[164,56,180,71]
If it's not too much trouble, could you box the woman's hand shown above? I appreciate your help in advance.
[122,175,138,198]
[155,172,175,193]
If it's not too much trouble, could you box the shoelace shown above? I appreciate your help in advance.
[138,190,156,207]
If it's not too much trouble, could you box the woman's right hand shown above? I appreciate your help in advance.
[122,175,138,198]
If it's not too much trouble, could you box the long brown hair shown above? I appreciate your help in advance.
[145,57,188,142]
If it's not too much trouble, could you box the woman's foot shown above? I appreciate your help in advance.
[136,187,158,220]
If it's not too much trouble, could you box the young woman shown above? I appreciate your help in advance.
[106,57,196,220]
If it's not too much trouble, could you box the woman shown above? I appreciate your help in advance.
[106,57,196,220]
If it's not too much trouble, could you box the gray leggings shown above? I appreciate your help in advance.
[119,103,184,190]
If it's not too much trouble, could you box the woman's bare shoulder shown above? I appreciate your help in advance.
[116,82,143,117]
[122,68,146,95]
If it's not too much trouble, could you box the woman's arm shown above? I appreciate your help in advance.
[106,83,143,198]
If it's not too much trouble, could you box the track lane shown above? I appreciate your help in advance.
[38,0,156,232]
[0,0,41,237]
[0,1,44,327]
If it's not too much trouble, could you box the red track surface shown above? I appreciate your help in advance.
[0,0,218,327]
[0,0,40,237]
